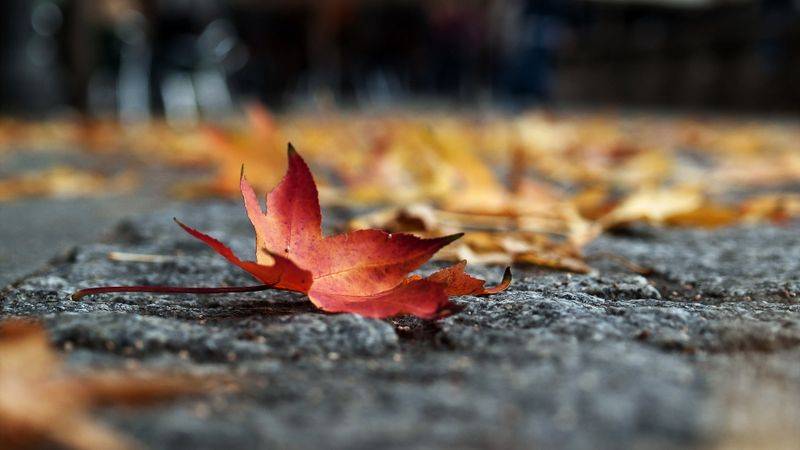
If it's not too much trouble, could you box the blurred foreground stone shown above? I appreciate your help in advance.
[2,203,799,450]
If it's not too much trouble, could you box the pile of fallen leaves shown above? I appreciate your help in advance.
[2,107,799,272]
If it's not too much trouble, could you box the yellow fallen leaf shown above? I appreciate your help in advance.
[0,321,209,450]
[0,166,137,201]
[599,185,705,229]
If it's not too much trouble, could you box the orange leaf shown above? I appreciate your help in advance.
[308,278,452,319]
[179,144,511,319]
[428,261,512,296]
[0,321,209,450]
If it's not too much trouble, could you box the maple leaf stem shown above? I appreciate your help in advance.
[71,284,276,301]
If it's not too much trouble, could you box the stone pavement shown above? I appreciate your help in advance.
[2,203,799,449]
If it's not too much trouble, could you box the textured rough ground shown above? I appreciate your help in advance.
[0,148,183,285]
[2,203,799,450]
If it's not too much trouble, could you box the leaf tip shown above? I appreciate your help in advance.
[441,232,465,245]
[478,266,512,296]
[501,266,513,285]
[287,142,297,156]
[173,217,191,233]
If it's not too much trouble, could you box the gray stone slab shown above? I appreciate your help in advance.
[2,203,799,449]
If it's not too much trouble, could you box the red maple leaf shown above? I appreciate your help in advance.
[75,145,510,319]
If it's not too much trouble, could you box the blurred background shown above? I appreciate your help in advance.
[2,0,800,285]
[2,0,800,119]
